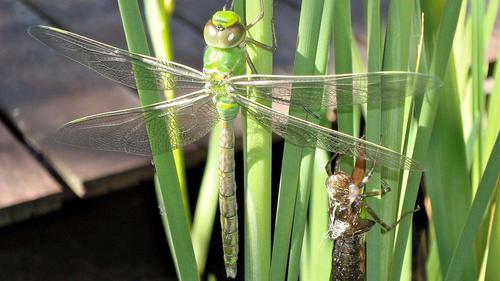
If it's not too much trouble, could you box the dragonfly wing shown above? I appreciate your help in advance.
[230,72,442,112]
[28,25,206,91]
[234,95,423,171]
[56,91,218,156]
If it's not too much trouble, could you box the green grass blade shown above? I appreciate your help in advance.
[191,125,221,275]
[288,150,313,281]
[117,2,198,280]
[365,0,384,278]
[377,1,415,280]
[333,0,355,171]
[296,1,335,280]
[426,235,443,281]
[143,0,174,61]
[289,2,334,278]
[269,0,324,280]
[485,38,500,173]
[444,134,500,281]
[143,0,191,225]
[485,186,500,281]
[391,0,463,279]
[470,0,486,189]
[425,60,475,280]
[289,1,333,280]
[240,1,273,280]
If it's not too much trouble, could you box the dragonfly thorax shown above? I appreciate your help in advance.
[208,76,238,121]
[326,172,359,207]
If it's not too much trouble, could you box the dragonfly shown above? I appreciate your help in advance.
[28,4,441,278]
[325,154,419,281]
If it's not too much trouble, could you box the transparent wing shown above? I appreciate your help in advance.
[234,95,423,171]
[56,91,218,156]
[28,25,206,91]
[230,72,442,111]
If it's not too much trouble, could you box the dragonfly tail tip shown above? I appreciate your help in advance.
[226,266,237,278]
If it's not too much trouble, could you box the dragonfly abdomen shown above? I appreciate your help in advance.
[332,234,366,281]
[219,120,238,278]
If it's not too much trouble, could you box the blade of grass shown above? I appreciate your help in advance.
[472,0,493,272]
[191,125,221,275]
[425,59,475,281]
[485,30,500,172]
[143,0,191,225]
[301,152,331,281]
[365,0,384,278]
[391,0,463,279]
[485,186,499,281]
[471,0,486,189]
[333,0,355,171]
[378,1,415,280]
[288,1,333,280]
[481,0,500,169]
[144,0,174,61]
[117,2,198,280]
[422,2,471,280]
[301,1,336,279]
[269,0,324,279]
[444,133,500,281]
[426,234,443,281]
[240,1,273,280]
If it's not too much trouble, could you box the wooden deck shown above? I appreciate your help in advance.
[0,0,498,227]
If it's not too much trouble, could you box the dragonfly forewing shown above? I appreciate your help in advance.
[56,91,218,155]
[230,72,442,113]
[28,25,207,93]
[234,95,423,171]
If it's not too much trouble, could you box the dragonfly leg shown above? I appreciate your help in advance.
[224,0,233,11]
[362,202,420,233]
[352,218,376,235]
[245,0,278,52]
[245,0,265,30]
[361,184,391,198]
[246,37,276,52]
[245,54,259,74]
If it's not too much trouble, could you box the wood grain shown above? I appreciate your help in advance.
[0,121,62,226]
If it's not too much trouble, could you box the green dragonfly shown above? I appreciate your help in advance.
[28,7,441,279]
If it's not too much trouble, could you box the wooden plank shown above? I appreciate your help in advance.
[0,121,62,227]
[0,0,206,197]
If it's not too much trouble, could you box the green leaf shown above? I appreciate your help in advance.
[269,0,324,280]
[444,134,500,281]
[391,0,463,278]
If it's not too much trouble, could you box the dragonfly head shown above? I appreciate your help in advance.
[204,11,246,49]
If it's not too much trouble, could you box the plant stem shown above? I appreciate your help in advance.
[269,0,324,280]
[391,0,463,278]
[241,0,273,280]
[144,0,191,225]
[117,2,198,280]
